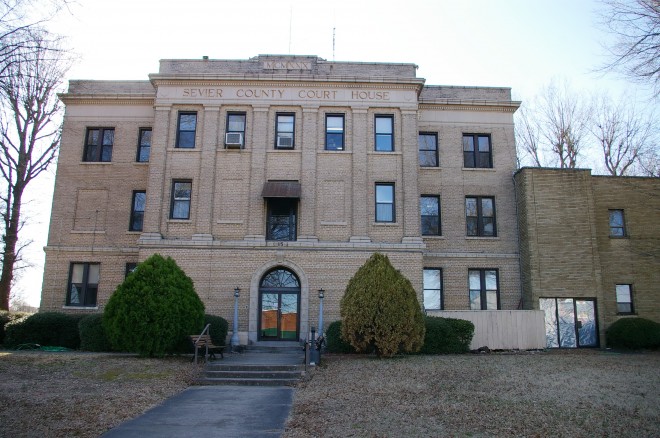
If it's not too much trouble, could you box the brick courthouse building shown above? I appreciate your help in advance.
[39,55,658,347]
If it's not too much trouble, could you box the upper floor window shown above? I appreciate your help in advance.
[325,114,345,150]
[176,112,197,148]
[375,115,394,151]
[67,262,99,307]
[466,196,496,237]
[170,180,192,219]
[137,128,151,162]
[225,112,246,148]
[463,134,492,168]
[129,191,146,231]
[609,209,626,237]
[276,113,295,149]
[125,263,138,278]
[469,269,499,310]
[421,196,441,236]
[423,268,443,310]
[419,133,438,167]
[375,183,395,222]
[83,128,114,162]
[615,284,634,314]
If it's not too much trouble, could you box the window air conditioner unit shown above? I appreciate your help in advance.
[277,135,293,148]
[225,132,243,148]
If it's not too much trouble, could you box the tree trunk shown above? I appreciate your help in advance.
[0,182,24,311]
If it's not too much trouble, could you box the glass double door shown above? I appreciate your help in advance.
[540,298,598,348]
[260,290,299,340]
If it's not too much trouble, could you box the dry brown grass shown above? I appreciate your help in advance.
[285,350,660,437]
[0,351,200,438]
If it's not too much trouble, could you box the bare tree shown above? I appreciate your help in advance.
[598,0,660,97]
[592,94,658,176]
[0,34,69,310]
[515,103,544,168]
[536,80,592,169]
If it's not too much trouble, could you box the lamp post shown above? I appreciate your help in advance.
[231,287,240,351]
[318,288,325,338]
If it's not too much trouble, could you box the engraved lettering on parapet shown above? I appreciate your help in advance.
[182,88,223,98]
[351,91,390,101]
[298,89,338,99]
[235,89,285,98]
[263,61,312,70]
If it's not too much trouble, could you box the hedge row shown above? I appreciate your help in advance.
[606,317,660,350]
[326,316,475,355]
[2,312,229,352]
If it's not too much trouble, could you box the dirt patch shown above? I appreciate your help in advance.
[0,351,200,437]
[284,350,660,437]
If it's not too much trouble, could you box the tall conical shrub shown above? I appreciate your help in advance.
[103,254,205,357]
[340,253,425,357]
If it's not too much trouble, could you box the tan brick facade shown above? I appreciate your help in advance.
[41,55,522,344]
[515,168,660,347]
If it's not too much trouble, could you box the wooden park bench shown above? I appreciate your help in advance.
[190,324,225,364]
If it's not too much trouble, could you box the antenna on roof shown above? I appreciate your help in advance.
[332,27,336,61]
[288,6,293,54]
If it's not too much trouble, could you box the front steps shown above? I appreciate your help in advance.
[196,342,306,386]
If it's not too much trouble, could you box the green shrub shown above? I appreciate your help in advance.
[204,314,229,346]
[79,314,112,352]
[0,310,31,346]
[419,316,475,354]
[325,320,355,354]
[103,254,205,357]
[606,317,660,350]
[340,253,425,357]
[4,312,83,349]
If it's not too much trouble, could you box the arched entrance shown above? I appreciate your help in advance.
[259,268,300,341]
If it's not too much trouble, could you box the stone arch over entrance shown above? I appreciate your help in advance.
[248,260,309,343]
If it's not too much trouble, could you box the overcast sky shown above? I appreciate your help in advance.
[14,0,656,307]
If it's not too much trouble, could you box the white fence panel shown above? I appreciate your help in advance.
[427,310,546,350]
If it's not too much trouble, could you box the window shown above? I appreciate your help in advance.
[266,198,297,241]
[276,113,295,149]
[176,112,197,148]
[419,133,438,167]
[423,268,443,310]
[129,191,146,231]
[67,263,99,307]
[421,196,441,236]
[125,263,137,278]
[463,134,492,168]
[225,112,246,148]
[375,115,394,151]
[609,210,626,237]
[469,269,499,310]
[375,183,395,222]
[137,128,151,162]
[83,128,114,162]
[170,181,192,219]
[325,114,345,150]
[615,284,634,314]
[466,196,496,237]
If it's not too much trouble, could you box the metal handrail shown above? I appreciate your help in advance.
[193,323,211,364]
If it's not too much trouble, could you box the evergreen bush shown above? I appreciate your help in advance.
[4,312,83,349]
[340,253,425,357]
[419,316,475,354]
[204,314,229,346]
[325,320,355,354]
[103,254,205,357]
[0,310,31,345]
[606,317,660,350]
[79,314,112,352]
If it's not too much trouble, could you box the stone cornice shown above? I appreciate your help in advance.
[59,94,155,106]
[419,101,520,113]
[149,77,425,91]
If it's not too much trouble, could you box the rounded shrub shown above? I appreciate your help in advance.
[340,253,425,357]
[79,314,112,352]
[325,320,355,354]
[0,310,31,346]
[419,316,475,354]
[606,317,660,350]
[204,314,229,346]
[4,312,82,349]
[103,254,205,357]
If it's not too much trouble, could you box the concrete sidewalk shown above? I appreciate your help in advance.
[102,385,294,438]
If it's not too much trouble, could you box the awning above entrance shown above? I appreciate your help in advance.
[261,181,301,198]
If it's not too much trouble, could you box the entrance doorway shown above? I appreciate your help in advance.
[540,298,598,348]
[259,268,300,341]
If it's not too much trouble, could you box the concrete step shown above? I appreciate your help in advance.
[245,342,302,353]
[205,364,303,372]
[197,377,300,386]
[205,370,302,379]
